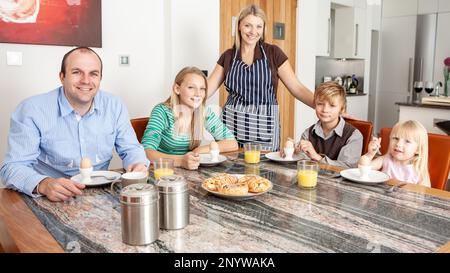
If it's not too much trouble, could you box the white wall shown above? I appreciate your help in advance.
[295,0,319,139]
[170,0,220,144]
[0,0,220,173]
[170,0,220,106]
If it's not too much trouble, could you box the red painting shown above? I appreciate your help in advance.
[0,0,102,47]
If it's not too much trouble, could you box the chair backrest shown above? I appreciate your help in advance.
[130,117,149,143]
[379,127,450,190]
[344,118,373,155]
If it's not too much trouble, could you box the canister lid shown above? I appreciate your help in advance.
[156,175,188,193]
[120,184,158,205]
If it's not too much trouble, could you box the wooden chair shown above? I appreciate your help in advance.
[130,117,149,143]
[380,127,450,190]
[344,118,374,155]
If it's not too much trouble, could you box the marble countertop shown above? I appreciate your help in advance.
[347,92,367,97]
[396,102,450,110]
[23,154,450,253]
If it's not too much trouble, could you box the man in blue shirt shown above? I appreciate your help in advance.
[0,47,149,202]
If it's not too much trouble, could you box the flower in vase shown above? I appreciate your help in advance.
[444,57,450,97]
[444,57,450,75]
[444,57,450,67]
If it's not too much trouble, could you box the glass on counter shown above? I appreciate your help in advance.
[153,158,174,180]
[297,160,319,189]
[244,143,261,164]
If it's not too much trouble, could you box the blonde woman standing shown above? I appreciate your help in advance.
[208,4,314,151]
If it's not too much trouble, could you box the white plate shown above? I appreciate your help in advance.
[199,154,227,166]
[265,152,306,163]
[201,174,273,200]
[340,168,390,184]
[70,170,121,186]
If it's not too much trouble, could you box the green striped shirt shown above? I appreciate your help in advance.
[142,104,235,155]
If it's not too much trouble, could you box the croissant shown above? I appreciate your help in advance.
[202,173,271,195]
[202,173,237,191]
[218,182,248,195]
[242,176,271,193]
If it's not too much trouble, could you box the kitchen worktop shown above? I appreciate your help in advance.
[347,92,367,97]
[396,102,450,110]
[9,153,449,253]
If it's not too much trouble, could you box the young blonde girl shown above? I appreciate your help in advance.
[142,67,238,170]
[358,120,430,187]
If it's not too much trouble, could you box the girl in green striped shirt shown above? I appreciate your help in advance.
[142,67,238,170]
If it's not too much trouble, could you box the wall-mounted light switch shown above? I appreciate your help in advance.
[273,22,285,40]
[119,55,130,66]
[7,51,23,66]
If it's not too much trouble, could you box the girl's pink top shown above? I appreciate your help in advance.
[381,154,420,184]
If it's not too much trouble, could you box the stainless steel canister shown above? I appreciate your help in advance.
[120,183,159,245]
[156,175,189,229]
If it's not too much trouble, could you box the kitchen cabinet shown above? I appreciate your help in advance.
[346,95,368,120]
[353,0,366,9]
[439,0,450,12]
[376,16,417,130]
[316,0,331,56]
[332,0,353,7]
[334,7,366,59]
[398,105,450,135]
[382,0,418,17]
[419,0,439,14]
[368,3,381,30]
[433,12,450,86]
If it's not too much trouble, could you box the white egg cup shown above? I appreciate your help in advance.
[210,149,220,162]
[79,167,93,184]
[284,147,295,160]
[358,165,371,180]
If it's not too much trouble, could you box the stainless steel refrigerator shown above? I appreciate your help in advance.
[411,13,437,103]
[376,13,440,132]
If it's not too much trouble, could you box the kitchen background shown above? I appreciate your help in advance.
[315,57,365,94]
[1,0,449,186]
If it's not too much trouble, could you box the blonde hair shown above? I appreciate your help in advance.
[234,4,267,50]
[164,67,207,150]
[390,120,430,185]
[314,81,347,112]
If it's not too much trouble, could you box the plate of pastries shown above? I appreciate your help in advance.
[202,173,273,200]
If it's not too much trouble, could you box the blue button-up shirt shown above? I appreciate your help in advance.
[0,87,149,196]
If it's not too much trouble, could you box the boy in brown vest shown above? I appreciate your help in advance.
[294,81,363,167]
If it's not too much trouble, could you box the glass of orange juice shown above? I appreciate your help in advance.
[153,158,174,180]
[244,143,261,164]
[297,160,319,189]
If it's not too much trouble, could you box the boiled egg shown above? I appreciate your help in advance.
[80,157,92,169]
[359,156,371,166]
[285,139,294,149]
[210,141,219,151]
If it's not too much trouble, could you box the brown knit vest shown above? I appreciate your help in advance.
[308,122,356,160]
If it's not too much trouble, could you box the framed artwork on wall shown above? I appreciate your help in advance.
[0,0,102,47]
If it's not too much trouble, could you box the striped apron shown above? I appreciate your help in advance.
[222,44,280,151]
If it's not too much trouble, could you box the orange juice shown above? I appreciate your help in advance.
[244,151,260,164]
[154,168,174,180]
[297,170,318,188]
